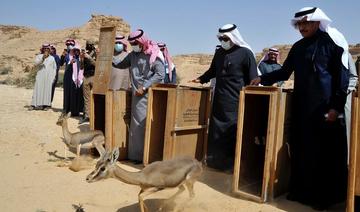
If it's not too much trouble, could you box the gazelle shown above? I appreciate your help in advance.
[56,113,105,157]
[86,149,203,212]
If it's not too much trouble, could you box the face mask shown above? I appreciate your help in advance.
[220,40,232,50]
[132,45,142,53]
[114,43,124,52]
[67,45,74,51]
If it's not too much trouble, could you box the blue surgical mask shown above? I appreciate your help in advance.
[220,40,232,50]
[114,43,124,52]
[132,45,142,53]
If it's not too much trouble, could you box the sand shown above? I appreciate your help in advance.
[0,84,345,212]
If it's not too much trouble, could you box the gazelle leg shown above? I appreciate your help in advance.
[158,184,185,211]
[185,180,195,198]
[168,184,185,201]
[64,145,67,159]
[184,164,202,198]
[138,187,159,212]
[77,144,81,157]
[92,135,105,157]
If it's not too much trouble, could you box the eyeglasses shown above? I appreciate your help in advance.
[218,36,230,42]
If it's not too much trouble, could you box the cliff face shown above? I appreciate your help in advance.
[0,14,130,81]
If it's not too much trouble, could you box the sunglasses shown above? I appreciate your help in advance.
[294,21,316,28]
[218,36,230,42]
[130,41,140,46]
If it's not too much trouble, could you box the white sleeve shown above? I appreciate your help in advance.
[34,54,44,65]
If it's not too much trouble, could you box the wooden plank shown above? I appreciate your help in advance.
[170,130,201,159]
[105,90,113,150]
[260,92,278,201]
[355,96,360,195]
[112,90,131,160]
[92,26,116,95]
[90,92,95,130]
[269,91,291,199]
[174,125,207,131]
[347,95,359,212]
[233,190,263,203]
[143,88,154,165]
[175,89,205,127]
[244,86,280,93]
[163,89,177,160]
[232,90,246,195]
[202,89,211,160]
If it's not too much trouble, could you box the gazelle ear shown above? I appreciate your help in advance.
[111,148,119,163]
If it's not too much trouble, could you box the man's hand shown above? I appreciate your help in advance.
[42,51,49,60]
[189,79,200,83]
[326,109,339,122]
[80,51,85,60]
[70,58,76,64]
[135,85,145,96]
[62,49,67,57]
[250,77,261,85]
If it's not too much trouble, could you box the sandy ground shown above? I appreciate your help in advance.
[0,84,346,212]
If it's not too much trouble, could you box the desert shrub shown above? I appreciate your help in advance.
[23,66,38,88]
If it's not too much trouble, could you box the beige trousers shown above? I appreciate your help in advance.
[83,76,93,117]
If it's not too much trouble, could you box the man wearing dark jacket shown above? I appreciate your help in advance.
[79,40,96,124]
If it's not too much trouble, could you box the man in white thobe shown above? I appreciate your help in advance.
[30,44,57,110]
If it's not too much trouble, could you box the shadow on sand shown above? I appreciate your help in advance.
[116,198,177,212]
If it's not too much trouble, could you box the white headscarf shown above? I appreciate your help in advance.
[291,7,349,69]
[217,24,254,54]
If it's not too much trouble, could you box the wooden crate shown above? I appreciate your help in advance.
[105,90,131,159]
[232,86,291,203]
[347,89,360,212]
[90,25,116,132]
[143,85,211,165]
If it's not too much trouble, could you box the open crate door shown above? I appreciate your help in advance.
[90,26,115,133]
[232,86,288,203]
[92,26,116,95]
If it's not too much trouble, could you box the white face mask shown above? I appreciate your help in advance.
[132,45,142,52]
[220,40,232,50]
